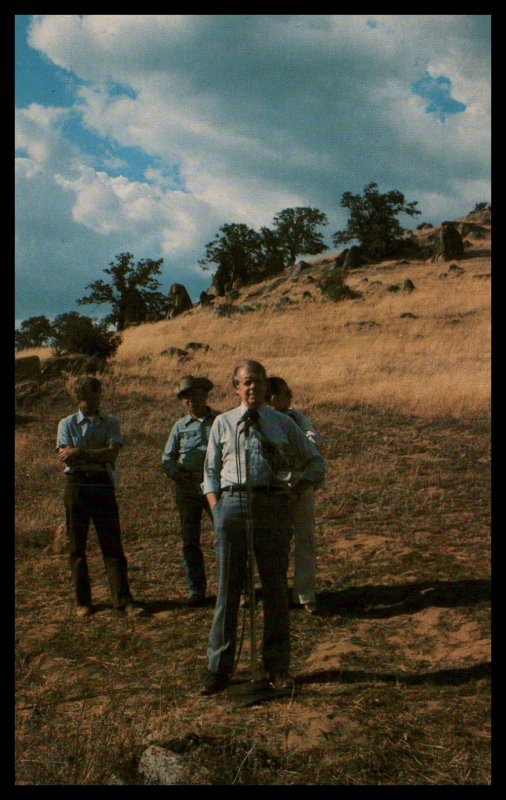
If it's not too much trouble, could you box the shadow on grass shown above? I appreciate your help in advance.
[462,248,492,259]
[316,578,490,619]
[15,413,38,425]
[87,597,217,615]
[143,596,217,612]
[296,660,491,688]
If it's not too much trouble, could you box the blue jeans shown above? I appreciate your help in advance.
[207,491,292,676]
[175,478,212,595]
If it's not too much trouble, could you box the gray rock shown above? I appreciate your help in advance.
[15,355,42,383]
[138,745,211,785]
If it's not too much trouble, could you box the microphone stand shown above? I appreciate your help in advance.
[244,420,258,683]
[229,411,294,707]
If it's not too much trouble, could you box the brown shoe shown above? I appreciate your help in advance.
[120,602,148,618]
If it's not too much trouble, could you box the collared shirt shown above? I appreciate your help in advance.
[56,409,123,474]
[285,407,322,447]
[162,408,220,479]
[202,403,325,494]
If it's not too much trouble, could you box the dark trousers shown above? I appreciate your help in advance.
[175,479,212,595]
[64,472,132,609]
[207,491,292,676]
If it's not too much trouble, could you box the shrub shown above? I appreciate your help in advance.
[50,312,121,358]
[317,269,362,302]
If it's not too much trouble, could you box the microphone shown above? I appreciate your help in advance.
[240,408,260,431]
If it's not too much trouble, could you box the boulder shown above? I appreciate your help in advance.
[166,283,193,319]
[334,246,365,270]
[430,221,465,262]
[138,745,212,785]
[184,342,210,354]
[41,353,106,379]
[343,246,365,269]
[291,260,311,278]
[199,291,213,306]
[15,355,41,383]
[160,347,189,360]
[459,222,489,239]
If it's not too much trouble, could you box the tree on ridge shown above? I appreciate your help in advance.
[333,182,421,263]
[77,252,166,330]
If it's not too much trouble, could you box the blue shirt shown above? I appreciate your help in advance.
[202,403,325,494]
[285,407,322,447]
[56,409,123,474]
[162,408,220,479]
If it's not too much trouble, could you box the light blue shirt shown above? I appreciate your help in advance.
[162,408,220,479]
[285,407,322,447]
[56,409,123,474]
[202,403,325,494]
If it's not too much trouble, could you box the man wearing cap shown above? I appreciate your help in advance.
[200,359,325,695]
[162,375,220,605]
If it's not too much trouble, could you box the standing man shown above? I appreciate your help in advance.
[201,359,325,695]
[162,375,220,605]
[57,376,143,618]
[265,376,323,614]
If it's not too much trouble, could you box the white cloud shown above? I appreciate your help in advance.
[16,14,491,321]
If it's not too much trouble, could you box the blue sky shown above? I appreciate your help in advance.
[15,14,491,324]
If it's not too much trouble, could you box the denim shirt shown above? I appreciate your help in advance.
[162,408,220,479]
[202,403,325,494]
[56,409,123,474]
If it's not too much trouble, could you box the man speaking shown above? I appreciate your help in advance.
[201,359,325,696]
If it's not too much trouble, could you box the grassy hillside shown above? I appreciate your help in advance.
[15,230,491,785]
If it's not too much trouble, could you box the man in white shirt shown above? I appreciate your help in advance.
[201,359,325,695]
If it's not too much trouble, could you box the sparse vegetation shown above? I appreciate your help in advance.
[15,219,491,785]
[317,267,362,303]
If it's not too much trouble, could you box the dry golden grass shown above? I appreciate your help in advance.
[103,251,490,418]
[23,245,490,420]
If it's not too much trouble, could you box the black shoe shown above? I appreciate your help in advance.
[201,672,231,696]
[187,591,206,606]
[268,671,295,691]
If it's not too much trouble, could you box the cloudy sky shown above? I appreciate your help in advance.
[15,14,491,325]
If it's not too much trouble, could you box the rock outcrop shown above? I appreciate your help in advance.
[166,283,193,318]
